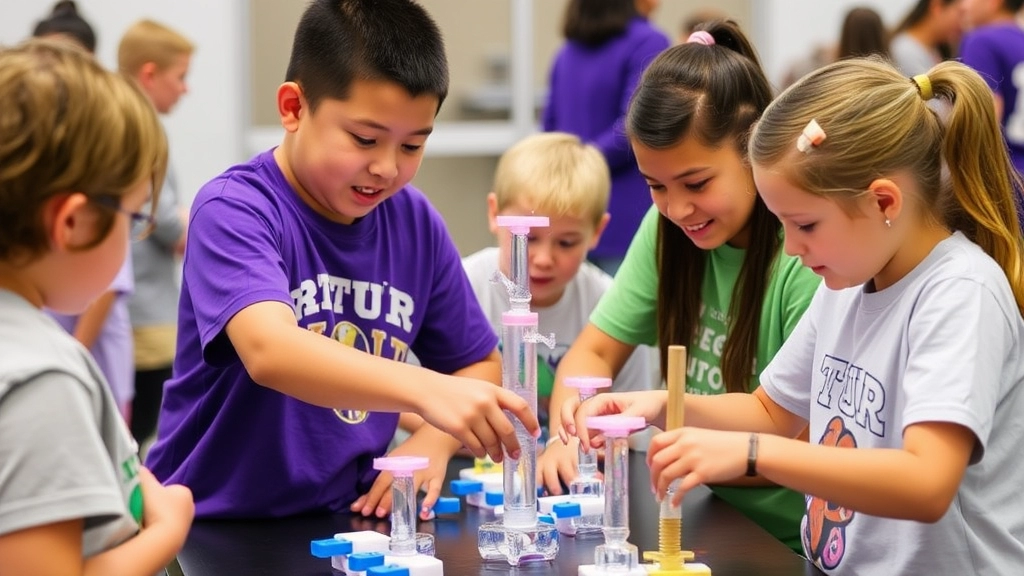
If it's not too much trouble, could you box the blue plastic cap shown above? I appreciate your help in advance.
[432,496,461,514]
[538,513,555,525]
[552,501,582,518]
[348,551,385,571]
[310,537,352,558]
[450,479,483,495]
[367,565,410,575]
[484,491,503,506]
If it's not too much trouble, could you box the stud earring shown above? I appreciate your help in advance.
[885,218,891,228]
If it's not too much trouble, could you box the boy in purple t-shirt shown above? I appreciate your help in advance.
[145,0,538,520]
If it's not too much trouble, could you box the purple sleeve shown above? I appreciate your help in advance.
[183,190,292,354]
[590,32,669,171]
[961,33,1002,92]
[542,57,560,132]
[409,207,498,375]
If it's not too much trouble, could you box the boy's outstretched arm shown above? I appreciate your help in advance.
[226,301,538,463]
[352,349,503,519]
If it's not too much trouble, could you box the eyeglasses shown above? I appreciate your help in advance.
[90,195,155,241]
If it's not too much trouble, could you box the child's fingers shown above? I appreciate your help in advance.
[357,475,392,517]
[417,476,443,520]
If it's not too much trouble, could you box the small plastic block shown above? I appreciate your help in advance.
[538,513,555,525]
[385,552,445,576]
[450,479,483,495]
[552,501,582,519]
[367,566,410,576]
[310,537,352,558]
[432,497,460,514]
[333,530,391,554]
[347,552,386,571]
[484,491,503,506]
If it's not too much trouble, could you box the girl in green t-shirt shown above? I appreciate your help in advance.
[540,20,820,553]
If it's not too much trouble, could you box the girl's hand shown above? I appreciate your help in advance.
[561,390,667,451]
[646,427,750,506]
[138,467,194,537]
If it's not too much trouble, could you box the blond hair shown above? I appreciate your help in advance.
[492,132,610,227]
[750,57,1024,315]
[117,19,194,75]
[0,38,167,263]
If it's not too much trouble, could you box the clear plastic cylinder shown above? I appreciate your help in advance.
[508,233,530,309]
[390,474,416,555]
[576,389,599,479]
[502,320,538,528]
[603,435,631,542]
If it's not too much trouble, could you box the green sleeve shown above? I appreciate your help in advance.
[590,206,660,347]
[755,252,822,377]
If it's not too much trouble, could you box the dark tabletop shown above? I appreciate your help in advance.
[174,452,825,576]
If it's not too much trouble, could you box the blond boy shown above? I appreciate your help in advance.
[462,132,654,443]
[118,19,193,445]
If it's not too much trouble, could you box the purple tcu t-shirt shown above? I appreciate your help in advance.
[146,149,498,518]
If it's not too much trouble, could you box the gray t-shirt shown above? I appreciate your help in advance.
[761,233,1024,575]
[462,247,654,395]
[129,161,185,328]
[0,290,142,557]
[890,32,939,76]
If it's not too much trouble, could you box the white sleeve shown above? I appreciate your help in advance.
[758,283,828,421]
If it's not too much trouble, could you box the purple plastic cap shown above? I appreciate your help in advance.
[501,311,538,326]
[564,376,612,392]
[586,415,646,436]
[496,215,549,234]
[373,456,429,474]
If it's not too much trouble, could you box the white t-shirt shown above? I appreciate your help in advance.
[761,232,1024,575]
[462,247,655,400]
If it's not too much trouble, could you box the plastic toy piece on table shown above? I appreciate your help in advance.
[577,415,648,576]
[477,215,559,566]
[309,530,390,575]
[641,346,710,576]
[451,470,503,510]
[537,493,605,537]
[374,456,445,575]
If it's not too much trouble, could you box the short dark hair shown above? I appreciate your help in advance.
[562,0,637,46]
[32,1,96,53]
[285,0,449,112]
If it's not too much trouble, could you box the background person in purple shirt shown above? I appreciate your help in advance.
[145,0,539,520]
[959,0,1024,231]
[543,0,669,275]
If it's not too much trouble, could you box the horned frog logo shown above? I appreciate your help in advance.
[802,416,856,570]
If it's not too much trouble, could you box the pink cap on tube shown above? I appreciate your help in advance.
[374,456,429,475]
[564,376,612,393]
[586,415,646,437]
[496,215,549,234]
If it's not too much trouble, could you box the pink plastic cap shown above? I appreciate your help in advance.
[496,215,549,234]
[564,376,612,391]
[502,311,538,326]
[373,456,429,474]
[586,415,646,436]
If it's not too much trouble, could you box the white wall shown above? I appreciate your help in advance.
[753,0,917,88]
[0,0,246,207]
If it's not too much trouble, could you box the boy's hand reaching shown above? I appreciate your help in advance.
[417,375,539,463]
[351,429,452,520]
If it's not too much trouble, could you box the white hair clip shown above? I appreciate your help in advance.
[796,119,826,153]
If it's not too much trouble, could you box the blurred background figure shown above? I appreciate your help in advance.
[959,0,1024,231]
[837,6,890,59]
[542,0,670,276]
[31,0,96,53]
[119,19,194,450]
[890,0,963,75]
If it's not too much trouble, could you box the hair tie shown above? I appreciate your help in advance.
[796,119,826,153]
[686,31,715,46]
[912,74,933,101]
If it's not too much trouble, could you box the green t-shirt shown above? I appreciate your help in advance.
[591,206,821,553]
